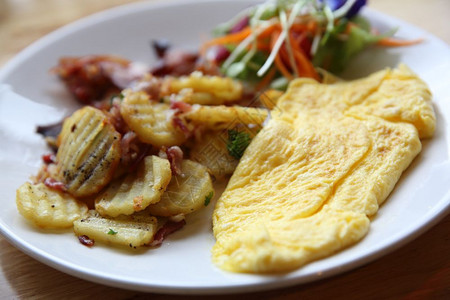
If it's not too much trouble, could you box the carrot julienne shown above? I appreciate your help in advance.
[200,0,423,92]
[288,31,319,80]
[255,66,277,91]
[377,37,424,47]
[270,31,294,80]
[200,26,253,54]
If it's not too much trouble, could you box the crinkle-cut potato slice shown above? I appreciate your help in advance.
[189,130,238,178]
[165,72,243,105]
[95,155,172,217]
[120,90,186,147]
[16,182,88,229]
[56,106,121,198]
[183,105,269,130]
[73,210,157,248]
[146,160,214,216]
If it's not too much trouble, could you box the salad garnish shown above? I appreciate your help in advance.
[202,0,422,90]
[227,129,252,159]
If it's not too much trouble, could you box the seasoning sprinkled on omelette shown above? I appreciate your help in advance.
[212,64,435,273]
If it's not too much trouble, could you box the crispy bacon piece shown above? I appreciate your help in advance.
[151,49,198,77]
[120,131,139,166]
[78,235,95,247]
[166,146,184,176]
[117,130,153,173]
[152,39,171,59]
[172,116,191,138]
[170,100,192,138]
[128,144,152,173]
[107,101,128,134]
[53,55,148,104]
[42,153,56,164]
[149,219,186,247]
[151,39,221,76]
[170,99,192,114]
[132,75,162,101]
[44,177,67,192]
[36,121,63,139]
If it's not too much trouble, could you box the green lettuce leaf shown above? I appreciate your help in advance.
[313,18,395,73]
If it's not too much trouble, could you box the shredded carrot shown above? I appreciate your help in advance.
[256,66,277,91]
[258,23,282,39]
[200,19,320,82]
[293,51,317,79]
[270,31,294,80]
[202,21,317,54]
[200,26,253,54]
[377,37,424,47]
[259,22,317,40]
[201,23,281,56]
[352,24,423,47]
[288,32,319,80]
[274,53,293,80]
[243,42,271,52]
[291,31,310,55]
[278,44,291,66]
[256,42,271,52]
[291,21,317,34]
[307,20,317,33]
[345,22,357,34]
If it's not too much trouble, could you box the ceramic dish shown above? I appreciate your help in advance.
[0,0,449,294]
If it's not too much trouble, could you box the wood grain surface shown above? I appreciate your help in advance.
[1,0,449,299]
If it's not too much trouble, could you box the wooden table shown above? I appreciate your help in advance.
[1,0,449,298]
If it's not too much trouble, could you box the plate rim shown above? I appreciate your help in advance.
[0,0,449,295]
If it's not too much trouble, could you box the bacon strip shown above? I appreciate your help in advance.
[44,177,67,192]
[42,153,56,164]
[172,116,191,138]
[149,219,186,247]
[170,100,192,137]
[53,55,148,104]
[170,99,192,114]
[128,144,151,173]
[78,235,95,247]
[166,146,184,176]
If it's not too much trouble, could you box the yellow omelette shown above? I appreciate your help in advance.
[212,64,435,273]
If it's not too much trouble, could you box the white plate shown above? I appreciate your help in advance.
[0,0,449,295]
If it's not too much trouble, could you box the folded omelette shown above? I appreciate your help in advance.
[212,65,435,273]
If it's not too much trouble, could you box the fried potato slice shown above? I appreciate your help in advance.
[146,160,214,216]
[95,155,172,217]
[165,72,243,105]
[56,106,121,198]
[189,130,238,178]
[16,182,88,229]
[120,90,186,147]
[183,105,268,130]
[73,211,158,248]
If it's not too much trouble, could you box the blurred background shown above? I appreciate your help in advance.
[0,0,449,66]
